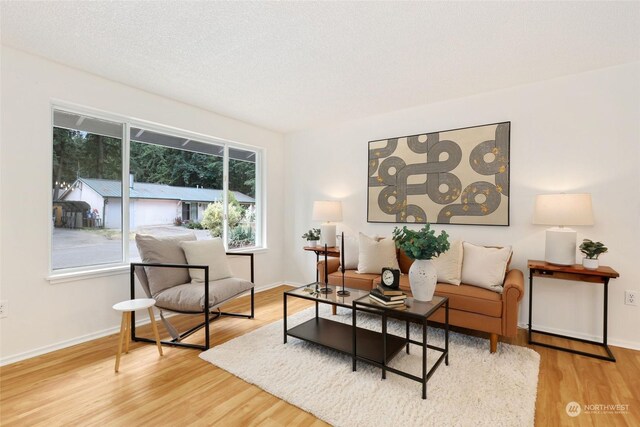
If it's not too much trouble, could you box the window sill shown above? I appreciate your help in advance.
[47,265,129,285]
[229,246,269,255]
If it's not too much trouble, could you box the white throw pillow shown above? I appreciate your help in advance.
[461,242,512,293]
[337,234,359,270]
[180,238,233,282]
[356,233,399,274]
[431,240,463,285]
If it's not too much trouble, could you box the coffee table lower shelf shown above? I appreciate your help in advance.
[287,317,406,364]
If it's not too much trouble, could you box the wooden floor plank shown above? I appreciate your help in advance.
[0,285,638,426]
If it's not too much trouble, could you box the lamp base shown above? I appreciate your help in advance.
[320,223,337,247]
[545,228,577,266]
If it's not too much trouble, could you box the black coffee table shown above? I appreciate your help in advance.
[353,294,449,399]
[283,284,449,399]
[283,284,407,365]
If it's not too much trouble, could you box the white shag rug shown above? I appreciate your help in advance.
[200,306,539,427]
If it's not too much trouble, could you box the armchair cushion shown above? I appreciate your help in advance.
[154,277,254,312]
[180,238,232,282]
[135,233,196,295]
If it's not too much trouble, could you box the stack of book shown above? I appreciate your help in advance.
[369,285,407,306]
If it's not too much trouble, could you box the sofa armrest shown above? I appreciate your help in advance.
[318,258,341,283]
[501,269,524,337]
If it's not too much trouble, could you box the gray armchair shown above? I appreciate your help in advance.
[130,233,254,351]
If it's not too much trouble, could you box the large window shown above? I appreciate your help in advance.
[51,107,262,273]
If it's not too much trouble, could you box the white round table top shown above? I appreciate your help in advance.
[113,298,156,312]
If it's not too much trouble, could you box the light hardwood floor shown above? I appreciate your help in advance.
[1,285,638,426]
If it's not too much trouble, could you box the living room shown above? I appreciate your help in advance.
[1,1,639,426]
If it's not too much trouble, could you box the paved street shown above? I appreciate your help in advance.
[52,225,210,270]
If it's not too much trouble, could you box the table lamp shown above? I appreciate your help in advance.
[312,200,342,248]
[533,193,594,265]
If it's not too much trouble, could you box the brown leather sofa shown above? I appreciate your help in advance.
[318,250,524,353]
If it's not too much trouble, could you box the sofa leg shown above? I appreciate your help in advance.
[332,305,337,315]
[490,333,498,353]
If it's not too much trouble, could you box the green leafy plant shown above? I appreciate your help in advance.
[302,228,321,241]
[184,221,203,230]
[201,192,243,237]
[579,239,608,259]
[392,224,450,260]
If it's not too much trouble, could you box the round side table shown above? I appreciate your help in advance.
[112,298,163,372]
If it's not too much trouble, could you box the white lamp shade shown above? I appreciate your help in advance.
[312,200,343,222]
[533,193,594,226]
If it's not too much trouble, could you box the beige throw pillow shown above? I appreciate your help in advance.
[356,233,399,274]
[431,240,463,285]
[180,238,233,282]
[461,242,512,293]
[135,233,196,295]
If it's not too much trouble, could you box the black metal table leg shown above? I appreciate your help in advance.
[352,302,357,372]
[422,319,427,399]
[406,320,410,354]
[445,299,449,366]
[528,269,533,343]
[283,293,287,344]
[382,311,387,380]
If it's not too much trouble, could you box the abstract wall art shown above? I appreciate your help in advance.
[367,122,510,226]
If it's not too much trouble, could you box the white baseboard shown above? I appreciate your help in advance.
[0,316,153,367]
[518,322,640,351]
[1,282,293,366]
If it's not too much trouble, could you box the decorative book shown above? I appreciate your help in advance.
[370,288,406,302]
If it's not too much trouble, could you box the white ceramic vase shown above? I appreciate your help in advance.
[582,257,599,270]
[409,259,438,302]
[308,240,317,248]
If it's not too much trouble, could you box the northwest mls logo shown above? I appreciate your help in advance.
[566,401,582,417]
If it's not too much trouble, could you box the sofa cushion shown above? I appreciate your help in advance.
[461,242,512,293]
[431,240,463,285]
[372,275,503,318]
[135,233,196,295]
[154,277,254,312]
[357,233,399,274]
[434,283,502,318]
[328,270,379,290]
[180,238,232,282]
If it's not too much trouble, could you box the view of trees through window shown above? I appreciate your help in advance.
[52,109,259,272]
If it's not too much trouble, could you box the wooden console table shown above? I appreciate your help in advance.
[527,260,620,362]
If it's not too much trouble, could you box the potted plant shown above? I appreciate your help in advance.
[392,224,449,301]
[579,239,607,269]
[302,228,321,247]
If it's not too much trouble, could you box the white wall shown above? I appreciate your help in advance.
[131,199,179,229]
[284,62,640,350]
[0,46,285,363]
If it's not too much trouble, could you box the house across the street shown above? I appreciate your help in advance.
[58,177,254,229]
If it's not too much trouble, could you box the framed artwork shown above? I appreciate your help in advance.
[367,122,510,226]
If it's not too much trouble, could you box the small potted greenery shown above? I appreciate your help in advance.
[579,239,607,269]
[302,228,321,247]
[392,224,449,301]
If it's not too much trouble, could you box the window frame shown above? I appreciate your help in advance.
[48,101,265,280]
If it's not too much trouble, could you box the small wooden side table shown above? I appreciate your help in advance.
[527,260,620,362]
[303,246,340,282]
[112,298,163,372]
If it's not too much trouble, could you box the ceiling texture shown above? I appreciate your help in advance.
[1,1,639,133]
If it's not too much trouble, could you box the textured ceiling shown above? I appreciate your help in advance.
[1,1,639,133]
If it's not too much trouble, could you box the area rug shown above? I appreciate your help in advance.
[200,306,539,427]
